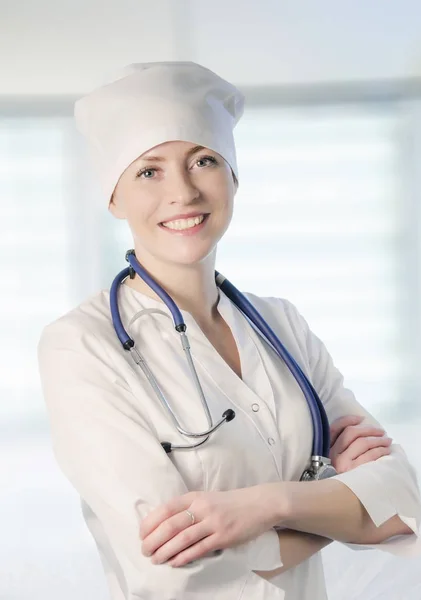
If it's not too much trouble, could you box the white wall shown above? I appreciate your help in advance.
[0,0,178,95]
[3,0,421,96]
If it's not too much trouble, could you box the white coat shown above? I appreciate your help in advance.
[37,283,421,600]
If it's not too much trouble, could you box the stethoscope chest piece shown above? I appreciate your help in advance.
[301,456,337,481]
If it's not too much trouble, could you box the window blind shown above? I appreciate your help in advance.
[0,101,413,428]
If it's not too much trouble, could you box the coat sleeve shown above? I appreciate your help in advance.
[37,319,282,600]
[283,299,421,556]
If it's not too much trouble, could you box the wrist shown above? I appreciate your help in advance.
[280,480,330,526]
[262,480,333,527]
[258,480,340,528]
[261,482,293,527]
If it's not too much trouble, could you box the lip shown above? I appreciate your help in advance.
[159,211,209,224]
[158,213,210,236]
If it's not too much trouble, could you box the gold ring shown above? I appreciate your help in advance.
[185,510,195,526]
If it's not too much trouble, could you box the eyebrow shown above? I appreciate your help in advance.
[138,145,206,163]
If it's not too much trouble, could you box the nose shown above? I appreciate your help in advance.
[167,168,200,205]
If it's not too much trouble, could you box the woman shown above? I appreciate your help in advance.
[38,62,420,599]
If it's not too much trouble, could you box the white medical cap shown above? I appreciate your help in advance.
[74,61,245,204]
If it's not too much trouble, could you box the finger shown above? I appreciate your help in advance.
[343,435,392,462]
[140,496,191,539]
[168,533,220,567]
[332,424,386,455]
[142,510,195,556]
[151,523,210,565]
[352,445,392,468]
[330,415,363,446]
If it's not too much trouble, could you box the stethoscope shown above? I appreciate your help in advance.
[110,249,337,481]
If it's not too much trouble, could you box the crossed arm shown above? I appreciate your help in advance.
[139,304,421,574]
[140,415,414,572]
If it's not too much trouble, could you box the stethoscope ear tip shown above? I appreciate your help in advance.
[161,441,172,454]
[223,409,236,422]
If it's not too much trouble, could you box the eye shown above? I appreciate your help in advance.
[195,155,218,168]
[136,167,157,179]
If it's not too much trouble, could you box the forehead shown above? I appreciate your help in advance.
[136,141,208,163]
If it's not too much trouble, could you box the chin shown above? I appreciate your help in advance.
[167,253,212,268]
[161,244,216,267]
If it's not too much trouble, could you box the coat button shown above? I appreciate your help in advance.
[268,437,275,445]
[251,403,260,412]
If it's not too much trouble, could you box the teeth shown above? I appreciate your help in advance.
[162,215,205,230]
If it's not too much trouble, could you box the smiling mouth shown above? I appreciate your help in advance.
[160,214,209,231]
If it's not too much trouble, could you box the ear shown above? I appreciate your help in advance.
[232,171,239,195]
[108,192,127,220]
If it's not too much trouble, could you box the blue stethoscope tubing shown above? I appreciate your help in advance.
[110,250,331,458]
[218,276,330,458]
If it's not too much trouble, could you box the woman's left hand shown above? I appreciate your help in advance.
[329,415,392,473]
[139,483,281,567]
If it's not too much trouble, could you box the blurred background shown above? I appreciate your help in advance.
[1,0,421,598]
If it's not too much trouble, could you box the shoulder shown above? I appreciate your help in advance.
[239,291,316,369]
[241,292,338,382]
[37,288,116,356]
[242,291,308,337]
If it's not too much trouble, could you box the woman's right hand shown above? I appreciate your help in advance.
[329,415,392,474]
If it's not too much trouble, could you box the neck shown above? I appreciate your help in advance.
[123,248,220,326]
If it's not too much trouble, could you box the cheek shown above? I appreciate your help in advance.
[221,192,234,221]
[211,197,233,241]
[125,193,157,231]
[209,174,235,213]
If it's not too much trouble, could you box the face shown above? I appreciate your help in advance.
[110,141,237,268]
